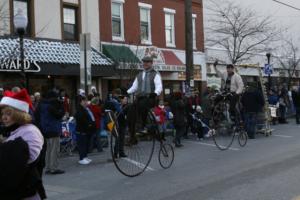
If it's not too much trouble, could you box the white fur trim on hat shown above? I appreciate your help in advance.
[0,96,29,113]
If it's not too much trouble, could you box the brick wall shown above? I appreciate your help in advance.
[99,0,204,51]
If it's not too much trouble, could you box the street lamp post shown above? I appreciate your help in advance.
[266,52,271,91]
[14,9,28,89]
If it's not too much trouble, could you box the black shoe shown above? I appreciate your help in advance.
[248,135,255,139]
[45,170,51,174]
[119,152,127,158]
[49,169,65,175]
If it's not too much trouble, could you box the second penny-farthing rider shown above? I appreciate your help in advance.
[127,56,163,143]
[216,64,244,121]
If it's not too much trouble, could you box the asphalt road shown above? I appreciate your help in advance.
[44,121,300,200]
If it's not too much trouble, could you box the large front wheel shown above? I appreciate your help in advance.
[110,107,156,177]
[212,100,235,150]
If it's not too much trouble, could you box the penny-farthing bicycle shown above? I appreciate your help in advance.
[106,100,174,177]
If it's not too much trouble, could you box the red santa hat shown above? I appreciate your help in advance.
[0,89,32,113]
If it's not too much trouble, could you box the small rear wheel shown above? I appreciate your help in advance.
[238,130,248,147]
[158,143,174,169]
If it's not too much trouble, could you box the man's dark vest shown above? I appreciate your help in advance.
[136,68,157,96]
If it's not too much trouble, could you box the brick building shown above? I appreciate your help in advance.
[99,0,206,96]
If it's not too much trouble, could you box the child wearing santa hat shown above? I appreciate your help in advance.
[0,89,46,200]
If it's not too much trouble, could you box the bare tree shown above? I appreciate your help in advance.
[205,0,280,64]
[277,39,300,89]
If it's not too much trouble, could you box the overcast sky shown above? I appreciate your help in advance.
[203,0,300,44]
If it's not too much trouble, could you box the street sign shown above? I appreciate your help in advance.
[264,64,273,75]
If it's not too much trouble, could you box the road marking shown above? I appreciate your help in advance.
[122,158,155,171]
[273,134,293,138]
[185,141,240,151]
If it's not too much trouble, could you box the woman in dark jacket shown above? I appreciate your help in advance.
[171,92,187,147]
[75,95,96,165]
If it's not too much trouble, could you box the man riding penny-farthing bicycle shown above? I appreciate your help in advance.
[109,56,174,177]
[212,63,247,150]
[126,56,163,144]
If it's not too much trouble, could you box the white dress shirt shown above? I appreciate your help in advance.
[127,71,163,95]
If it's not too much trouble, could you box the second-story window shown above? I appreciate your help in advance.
[164,8,176,47]
[111,1,124,41]
[192,15,197,49]
[63,6,78,41]
[13,0,32,36]
[139,3,152,44]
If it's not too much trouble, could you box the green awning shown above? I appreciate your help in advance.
[102,44,140,63]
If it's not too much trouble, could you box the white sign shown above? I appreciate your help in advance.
[207,76,221,89]
[136,46,186,72]
[0,58,41,72]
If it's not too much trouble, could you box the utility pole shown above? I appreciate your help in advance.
[185,0,194,93]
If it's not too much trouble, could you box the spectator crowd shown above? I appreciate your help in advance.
[1,81,300,199]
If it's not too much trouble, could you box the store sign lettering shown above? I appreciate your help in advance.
[0,58,41,72]
[154,65,186,72]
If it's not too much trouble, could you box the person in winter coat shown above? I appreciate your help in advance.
[0,89,46,200]
[75,95,96,165]
[292,85,300,124]
[171,92,187,147]
[278,88,289,124]
[154,100,167,140]
[241,83,265,139]
[35,90,65,175]
[88,97,103,152]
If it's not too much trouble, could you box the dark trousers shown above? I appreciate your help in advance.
[244,112,257,138]
[229,94,239,118]
[175,125,185,145]
[115,125,125,154]
[137,96,156,128]
[185,113,193,136]
[89,130,102,152]
[295,107,300,124]
[202,118,210,135]
[279,105,287,123]
[77,133,91,160]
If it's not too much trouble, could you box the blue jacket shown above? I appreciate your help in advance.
[35,99,64,138]
[268,95,279,105]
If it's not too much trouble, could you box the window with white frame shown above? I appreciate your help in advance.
[139,6,152,44]
[164,8,175,47]
[13,0,32,36]
[63,6,79,41]
[192,14,197,49]
[111,1,124,41]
